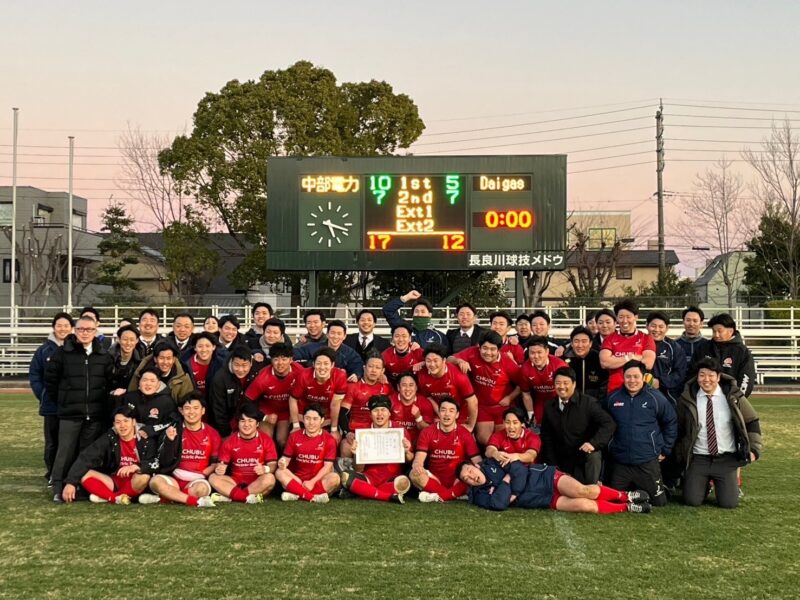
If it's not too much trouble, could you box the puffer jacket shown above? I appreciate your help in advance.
[29,334,63,416]
[674,373,762,468]
[208,358,258,437]
[127,354,195,405]
[44,335,114,421]
[652,338,687,405]
[692,333,756,397]
[603,385,677,466]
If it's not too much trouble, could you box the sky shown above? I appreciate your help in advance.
[2,0,799,275]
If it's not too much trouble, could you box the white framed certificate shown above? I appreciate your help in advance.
[355,428,406,465]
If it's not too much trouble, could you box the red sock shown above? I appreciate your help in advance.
[82,477,115,502]
[229,486,249,503]
[285,479,314,502]
[596,485,627,503]
[186,495,199,507]
[423,478,447,497]
[596,500,628,514]
[439,481,468,501]
[350,478,392,501]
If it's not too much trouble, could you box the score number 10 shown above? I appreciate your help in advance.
[368,233,466,251]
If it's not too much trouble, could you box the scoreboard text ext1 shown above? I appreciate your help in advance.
[266,156,566,271]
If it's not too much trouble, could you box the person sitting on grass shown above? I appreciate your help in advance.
[458,458,652,514]
[208,403,277,505]
[138,392,220,508]
[275,403,341,503]
[339,395,414,504]
[61,405,169,505]
[485,406,540,466]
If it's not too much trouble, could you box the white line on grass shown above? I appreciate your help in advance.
[550,512,590,568]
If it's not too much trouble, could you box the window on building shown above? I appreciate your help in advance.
[72,211,87,231]
[0,203,12,227]
[588,228,617,249]
[3,259,20,283]
[615,266,632,280]
[34,205,52,225]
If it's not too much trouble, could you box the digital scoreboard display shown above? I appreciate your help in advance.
[267,156,566,271]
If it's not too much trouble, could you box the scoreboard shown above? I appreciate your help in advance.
[266,156,566,271]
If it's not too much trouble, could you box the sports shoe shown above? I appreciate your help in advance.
[138,493,161,505]
[115,494,131,506]
[210,493,232,503]
[627,501,652,513]
[89,494,108,504]
[456,495,468,501]
[738,486,745,500]
[53,493,64,504]
[334,457,354,473]
[339,469,352,490]
[628,490,650,504]
[338,488,354,500]
[281,492,300,502]
[393,475,411,497]
[245,493,264,504]
[389,493,405,505]
[311,493,329,504]
[197,496,216,508]
[418,491,442,503]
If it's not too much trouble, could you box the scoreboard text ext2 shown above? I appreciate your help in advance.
[266,156,566,271]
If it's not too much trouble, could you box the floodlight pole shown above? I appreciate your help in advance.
[10,108,19,329]
[656,99,665,280]
[67,136,74,311]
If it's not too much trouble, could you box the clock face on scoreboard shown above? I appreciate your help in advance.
[272,156,566,271]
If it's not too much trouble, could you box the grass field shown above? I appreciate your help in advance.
[1,394,798,600]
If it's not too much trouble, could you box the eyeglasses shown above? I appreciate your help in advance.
[75,328,97,333]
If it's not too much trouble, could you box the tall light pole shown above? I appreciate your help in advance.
[656,99,665,281]
[67,136,74,311]
[10,108,19,329]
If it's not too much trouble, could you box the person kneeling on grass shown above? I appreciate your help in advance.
[208,403,277,504]
[61,405,169,505]
[275,403,341,503]
[339,395,414,504]
[458,459,652,513]
[139,392,221,508]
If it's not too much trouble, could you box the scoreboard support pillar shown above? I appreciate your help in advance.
[307,270,318,307]
[515,271,525,309]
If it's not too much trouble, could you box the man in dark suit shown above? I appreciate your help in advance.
[445,302,484,355]
[344,309,390,362]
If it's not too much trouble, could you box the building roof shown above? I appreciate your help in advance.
[693,251,751,287]
[566,249,679,268]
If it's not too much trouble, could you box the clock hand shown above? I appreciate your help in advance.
[321,219,337,237]
[321,219,348,233]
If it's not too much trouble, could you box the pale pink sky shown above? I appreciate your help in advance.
[2,1,799,274]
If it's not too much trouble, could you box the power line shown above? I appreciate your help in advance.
[425,98,659,123]
[665,101,800,114]
[567,160,655,175]
[667,113,800,122]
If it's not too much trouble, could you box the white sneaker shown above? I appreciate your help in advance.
[114,494,131,506]
[418,491,442,503]
[245,493,264,504]
[210,493,232,503]
[281,492,300,502]
[138,493,161,505]
[197,496,216,508]
[89,494,108,504]
[311,493,329,504]
[456,495,468,501]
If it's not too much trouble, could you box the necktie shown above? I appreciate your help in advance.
[461,332,469,339]
[361,336,368,349]
[706,395,718,455]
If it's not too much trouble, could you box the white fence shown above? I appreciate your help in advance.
[2,304,799,383]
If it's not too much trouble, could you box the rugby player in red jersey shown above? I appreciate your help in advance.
[140,392,220,508]
[288,347,347,441]
[340,354,393,458]
[187,332,218,397]
[381,324,424,386]
[599,299,656,394]
[390,372,438,445]
[209,403,277,504]
[245,343,303,450]
[416,343,477,431]
[520,336,568,428]
[451,331,521,446]
[275,404,341,503]
[489,310,525,364]
[339,395,414,503]
[410,397,482,502]
[61,406,161,505]
[485,407,540,466]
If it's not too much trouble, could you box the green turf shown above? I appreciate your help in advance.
[0,395,798,600]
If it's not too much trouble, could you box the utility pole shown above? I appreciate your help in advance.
[656,99,665,281]
[67,136,74,310]
[10,108,19,330]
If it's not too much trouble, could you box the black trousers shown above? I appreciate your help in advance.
[43,415,60,480]
[561,450,602,485]
[608,458,668,506]
[50,418,104,493]
[683,453,740,509]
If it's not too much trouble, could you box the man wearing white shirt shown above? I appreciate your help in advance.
[675,357,762,509]
[344,309,389,361]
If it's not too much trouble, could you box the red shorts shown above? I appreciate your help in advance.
[477,404,505,425]
[349,420,372,431]
[231,471,259,487]
[299,480,327,495]
[260,399,289,421]
[111,475,141,498]
[428,469,457,489]
[174,476,210,494]
[549,470,567,510]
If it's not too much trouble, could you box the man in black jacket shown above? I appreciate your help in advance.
[540,367,616,484]
[445,302,484,355]
[45,316,114,502]
[343,309,390,362]
[208,346,259,437]
[563,326,608,401]
[692,313,756,397]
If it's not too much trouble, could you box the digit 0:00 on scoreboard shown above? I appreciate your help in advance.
[266,156,566,271]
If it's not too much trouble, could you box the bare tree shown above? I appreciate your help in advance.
[522,271,555,307]
[562,223,625,302]
[117,124,186,230]
[680,158,748,306]
[743,119,800,298]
